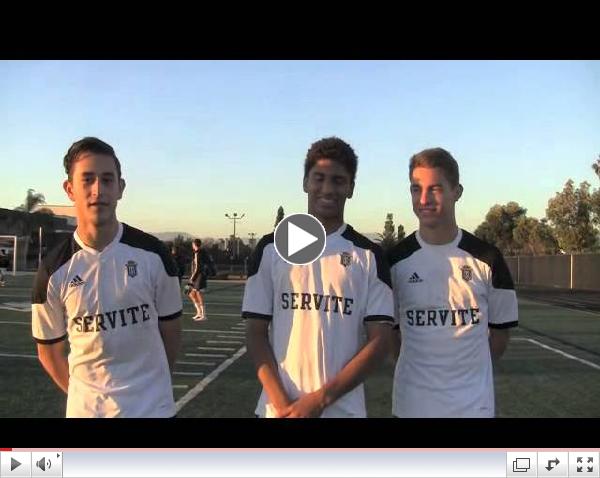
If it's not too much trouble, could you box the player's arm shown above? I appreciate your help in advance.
[242,235,290,415]
[386,250,403,366]
[389,265,402,365]
[37,339,69,394]
[390,327,401,364]
[155,249,184,374]
[159,318,182,374]
[489,328,510,360]
[488,248,518,361]
[280,321,392,418]
[246,318,292,415]
[32,263,70,394]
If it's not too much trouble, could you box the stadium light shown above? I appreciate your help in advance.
[225,212,245,258]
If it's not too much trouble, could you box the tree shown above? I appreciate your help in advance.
[397,224,406,242]
[274,206,284,228]
[377,213,397,252]
[592,155,600,225]
[201,238,216,248]
[474,202,527,255]
[173,234,188,249]
[592,188,600,228]
[513,217,559,255]
[546,179,598,253]
[593,154,600,181]
[473,221,494,246]
[15,189,46,213]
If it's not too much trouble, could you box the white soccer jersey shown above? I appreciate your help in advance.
[32,223,183,418]
[388,229,518,418]
[242,223,394,418]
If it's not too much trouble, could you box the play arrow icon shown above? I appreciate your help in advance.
[288,221,318,256]
[274,213,326,265]
[10,458,21,471]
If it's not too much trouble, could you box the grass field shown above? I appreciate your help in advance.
[1,274,599,418]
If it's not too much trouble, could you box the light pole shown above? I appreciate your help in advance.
[225,212,245,260]
[38,226,43,269]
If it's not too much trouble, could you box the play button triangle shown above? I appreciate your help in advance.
[288,221,318,256]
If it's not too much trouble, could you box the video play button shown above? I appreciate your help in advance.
[1,452,31,477]
[274,213,326,265]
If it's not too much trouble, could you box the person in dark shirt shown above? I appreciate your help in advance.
[170,245,186,284]
[186,239,215,321]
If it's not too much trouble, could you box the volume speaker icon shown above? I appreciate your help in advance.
[36,457,52,471]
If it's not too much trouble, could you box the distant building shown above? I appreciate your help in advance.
[0,207,76,270]
[31,204,77,226]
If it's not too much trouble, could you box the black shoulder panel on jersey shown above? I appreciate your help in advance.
[458,230,515,290]
[247,233,274,278]
[386,233,421,268]
[342,225,392,288]
[32,236,81,304]
[120,223,178,277]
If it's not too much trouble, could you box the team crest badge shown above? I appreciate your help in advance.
[340,252,352,267]
[461,265,473,282]
[126,260,138,278]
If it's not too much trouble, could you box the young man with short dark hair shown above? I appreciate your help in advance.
[243,137,394,418]
[32,137,182,417]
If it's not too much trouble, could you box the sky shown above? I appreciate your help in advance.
[1,60,599,240]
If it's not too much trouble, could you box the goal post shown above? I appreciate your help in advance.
[0,235,18,276]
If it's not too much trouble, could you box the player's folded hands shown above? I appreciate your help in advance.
[277,390,326,418]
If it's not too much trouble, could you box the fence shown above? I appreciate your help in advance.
[505,254,600,291]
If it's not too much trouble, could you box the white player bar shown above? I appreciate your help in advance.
[5,450,508,477]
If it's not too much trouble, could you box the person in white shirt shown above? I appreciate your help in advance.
[32,137,182,417]
[388,147,518,417]
[243,136,394,418]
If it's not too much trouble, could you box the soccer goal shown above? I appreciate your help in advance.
[0,235,18,276]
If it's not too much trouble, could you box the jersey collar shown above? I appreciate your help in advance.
[416,228,463,249]
[328,223,347,237]
[73,222,124,256]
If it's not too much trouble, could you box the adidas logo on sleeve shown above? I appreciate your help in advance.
[407,272,423,283]
[68,275,85,288]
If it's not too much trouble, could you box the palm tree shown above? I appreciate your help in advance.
[15,189,46,213]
